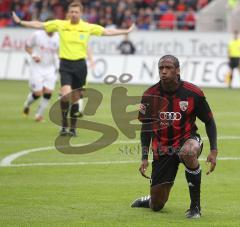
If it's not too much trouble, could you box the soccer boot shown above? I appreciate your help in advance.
[35,114,44,122]
[131,195,150,208]
[59,127,68,136]
[185,206,201,219]
[68,128,77,137]
[23,107,30,116]
[73,111,84,118]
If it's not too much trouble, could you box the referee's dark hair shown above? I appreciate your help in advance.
[159,55,180,68]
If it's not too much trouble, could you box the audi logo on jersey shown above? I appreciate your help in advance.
[159,112,182,121]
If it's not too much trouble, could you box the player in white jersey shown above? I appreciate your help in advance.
[23,29,59,122]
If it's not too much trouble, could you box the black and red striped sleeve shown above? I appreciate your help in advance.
[195,93,213,123]
[138,93,153,123]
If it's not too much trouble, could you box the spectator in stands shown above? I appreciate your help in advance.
[51,2,65,19]
[176,11,186,30]
[3,0,211,30]
[185,0,198,10]
[136,8,149,30]
[0,15,11,27]
[0,0,11,26]
[158,0,169,14]
[113,4,125,27]
[0,0,10,12]
[121,8,135,28]
[159,7,176,30]
[88,8,99,23]
[184,6,196,30]
[197,0,210,9]
[38,2,52,22]
[176,0,187,12]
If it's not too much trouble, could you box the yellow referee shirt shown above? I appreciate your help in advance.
[44,19,104,60]
[228,39,240,58]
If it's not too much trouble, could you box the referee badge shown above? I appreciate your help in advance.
[80,34,85,40]
[179,101,188,111]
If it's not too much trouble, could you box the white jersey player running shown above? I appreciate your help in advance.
[23,29,59,122]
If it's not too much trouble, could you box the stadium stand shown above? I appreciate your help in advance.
[0,0,214,30]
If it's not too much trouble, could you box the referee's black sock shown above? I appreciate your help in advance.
[60,100,69,128]
[70,103,79,129]
[185,165,201,210]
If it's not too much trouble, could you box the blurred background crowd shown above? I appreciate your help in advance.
[0,0,216,30]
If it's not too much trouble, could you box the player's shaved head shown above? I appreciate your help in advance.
[159,55,180,68]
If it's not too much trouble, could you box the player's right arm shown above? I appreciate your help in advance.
[138,94,153,178]
[25,46,33,56]
[139,123,151,178]
[25,46,41,63]
[12,12,44,29]
[25,32,41,63]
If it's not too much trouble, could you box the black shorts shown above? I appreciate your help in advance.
[59,58,87,89]
[150,134,203,187]
[229,57,240,69]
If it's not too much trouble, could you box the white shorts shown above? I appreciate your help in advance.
[29,69,57,92]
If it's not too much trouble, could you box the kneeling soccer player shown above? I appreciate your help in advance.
[131,55,218,219]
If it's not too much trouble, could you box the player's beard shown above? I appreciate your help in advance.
[161,77,179,92]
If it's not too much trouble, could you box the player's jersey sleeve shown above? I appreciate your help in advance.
[89,23,104,36]
[195,95,213,123]
[44,20,61,33]
[138,93,153,123]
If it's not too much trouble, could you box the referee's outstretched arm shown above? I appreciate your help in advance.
[12,11,135,35]
[102,24,135,36]
[12,12,44,29]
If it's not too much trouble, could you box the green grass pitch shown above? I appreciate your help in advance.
[0,80,240,226]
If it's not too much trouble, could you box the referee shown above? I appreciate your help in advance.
[227,30,240,89]
[12,2,135,136]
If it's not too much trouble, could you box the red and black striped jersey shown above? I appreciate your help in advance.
[138,80,213,160]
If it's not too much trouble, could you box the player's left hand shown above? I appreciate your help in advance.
[139,159,150,179]
[206,150,218,175]
[32,55,41,63]
[89,60,95,69]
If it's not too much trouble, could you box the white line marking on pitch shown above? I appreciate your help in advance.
[1,157,240,168]
[0,136,240,167]
[0,140,139,167]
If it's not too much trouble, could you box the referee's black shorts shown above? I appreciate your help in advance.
[59,58,87,89]
[150,134,203,187]
[229,57,240,69]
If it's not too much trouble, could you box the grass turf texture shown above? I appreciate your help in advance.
[0,80,240,226]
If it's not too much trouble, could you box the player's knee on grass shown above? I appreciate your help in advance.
[43,93,52,100]
[150,200,165,212]
[150,184,171,212]
[150,192,167,211]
